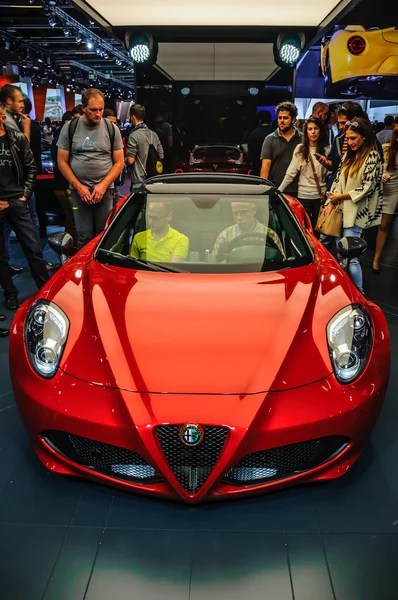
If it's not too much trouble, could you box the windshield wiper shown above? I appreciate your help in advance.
[97,249,188,273]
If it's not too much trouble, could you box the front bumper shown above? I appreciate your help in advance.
[10,359,387,502]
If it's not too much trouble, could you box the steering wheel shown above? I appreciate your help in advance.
[218,232,282,263]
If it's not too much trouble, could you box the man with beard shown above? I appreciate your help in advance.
[260,101,302,195]
[0,102,49,311]
[0,84,31,142]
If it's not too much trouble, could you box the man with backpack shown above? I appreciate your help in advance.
[57,88,124,249]
[126,105,164,192]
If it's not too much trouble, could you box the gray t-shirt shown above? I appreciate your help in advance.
[376,129,393,145]
[127,125,164,183]
[260,128,302,194]
[57,117,123,188]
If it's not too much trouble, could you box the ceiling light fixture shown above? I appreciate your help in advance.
[125,31,157,65]
[273,31,305,67]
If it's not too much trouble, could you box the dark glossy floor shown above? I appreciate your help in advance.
[0,222,398,600]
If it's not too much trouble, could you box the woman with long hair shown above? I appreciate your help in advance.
[324,117,383,293]
[279,117,330,227]
[372,124,398,273]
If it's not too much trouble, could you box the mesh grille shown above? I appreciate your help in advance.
[156,425,228,494]
[223,436,349,486]
[43,430,162,484]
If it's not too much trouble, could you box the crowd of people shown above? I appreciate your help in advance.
[0,81,397,337]
[250,100,397,292]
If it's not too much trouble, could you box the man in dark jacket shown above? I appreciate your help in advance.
[0,102,49,310]
[247,110,274,176]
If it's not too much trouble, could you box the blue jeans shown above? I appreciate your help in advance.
[321,225,364,292]
[4,193,40,261]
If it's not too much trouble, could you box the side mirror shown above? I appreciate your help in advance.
[48,232,75,259]
[337,236,367,260]
[337,236,367,273]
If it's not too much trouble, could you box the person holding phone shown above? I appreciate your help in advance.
[279,117,330,228]
[322,118,383,293]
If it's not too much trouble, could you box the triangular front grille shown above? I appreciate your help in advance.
[156,425,228,494]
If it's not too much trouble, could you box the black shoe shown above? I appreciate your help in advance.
[10,266,23,277]
[0,314,5,322]
[45,262,59,271]
[0,328,9,337]
[5,295,18,310]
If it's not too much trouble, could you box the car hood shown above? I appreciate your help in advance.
[50,252,355,394]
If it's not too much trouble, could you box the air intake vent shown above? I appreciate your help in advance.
[223,436,349,486]
[42,430,162,484]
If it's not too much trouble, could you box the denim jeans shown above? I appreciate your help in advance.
[71,189,113,249]
[3,193,40,261]
[0,198,49,296]
[320,225,364,292]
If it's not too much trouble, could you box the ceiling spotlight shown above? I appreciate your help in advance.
[248,86,259,96]
[125,31,157,65]
[131,44,149,63]
[63,26,70,36]
[273,31,305,67]
[75,32,83,44]
[48,15,57,28]
[86,39,94,50]
[181,87,190,96]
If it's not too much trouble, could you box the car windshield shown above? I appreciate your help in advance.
[96,190,312,274]
[193,146,241,160]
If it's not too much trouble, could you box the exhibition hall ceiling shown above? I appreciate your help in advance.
[156,44,276,81]
[83,0,348,27]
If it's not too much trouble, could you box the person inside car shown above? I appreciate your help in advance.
[213,201,285,260]
[130,201,189,263]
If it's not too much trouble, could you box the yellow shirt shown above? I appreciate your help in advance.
[130,226,189,262]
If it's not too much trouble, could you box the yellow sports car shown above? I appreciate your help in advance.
[321,26,398,96]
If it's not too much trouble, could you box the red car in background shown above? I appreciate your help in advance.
[175,144,249,174]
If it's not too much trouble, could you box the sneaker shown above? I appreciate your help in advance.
[9,266,23,277]
[0,328,9,338]
[45,262,59,271]
[0,314,5,322]
[5,295,18,310]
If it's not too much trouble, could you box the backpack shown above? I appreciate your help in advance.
[136,130,163,178]
[68,116,115,158]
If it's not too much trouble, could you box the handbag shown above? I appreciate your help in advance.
[309,153,343,237]
[315,202,343,237]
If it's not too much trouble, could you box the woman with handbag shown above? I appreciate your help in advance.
[372,125,398,274]
[279,117,329,228]
[321,118,383,293]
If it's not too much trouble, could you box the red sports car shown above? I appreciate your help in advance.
[10,174,390,503]
[175,144,249,174]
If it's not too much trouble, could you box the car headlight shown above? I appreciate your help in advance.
[24,300,69,378]
[327,305,373,384]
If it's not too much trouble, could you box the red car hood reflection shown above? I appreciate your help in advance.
[53,259,353,394]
